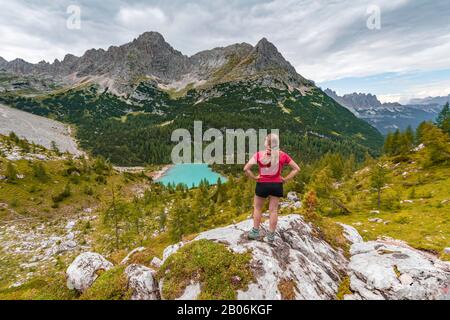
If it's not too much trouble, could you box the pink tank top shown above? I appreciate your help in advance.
[253,150,292,183]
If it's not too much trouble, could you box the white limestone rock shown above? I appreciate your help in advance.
[162,241,184,262]
[66,252,113,292]
[176,282,201,300]
[160,214,348,300]
[150,257,163,269]
[124,264,160,300]
[348,241,450,300]
[339,223,364,244]
[286,191,299,202]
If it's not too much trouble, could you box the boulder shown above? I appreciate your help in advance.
[160,214,348,300]
[339,223,363,244]
[66,252,113,292]
[150,257,163,268]
[124,264,160,300]
[346,241,450,300]
[286,191,299,202]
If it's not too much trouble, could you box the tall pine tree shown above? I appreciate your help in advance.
[436,102,450,135]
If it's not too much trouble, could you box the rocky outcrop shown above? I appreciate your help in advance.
[124,264,160,300]
[66,252,113,292]
[158,215,449,300]
[346,240,450,300]
[159,214,348,300]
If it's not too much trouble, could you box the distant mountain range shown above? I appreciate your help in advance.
[324,89,443,135]
[0,31,311,95]
[408,95,450,106]
[0,31,383,165]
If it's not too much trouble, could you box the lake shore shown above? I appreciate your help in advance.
[151,164,173,181]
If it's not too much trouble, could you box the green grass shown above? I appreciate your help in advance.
[336,276,352,300]
[157,239,254,300]
[0,275,77,300]
[80,266,130,300]
[332,155,450,259]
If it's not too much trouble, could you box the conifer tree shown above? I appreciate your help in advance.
[370,164,388,209]
[436,102,450,135]
[383,132,394,155]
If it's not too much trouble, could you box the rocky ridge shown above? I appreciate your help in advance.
[1,32,312,94]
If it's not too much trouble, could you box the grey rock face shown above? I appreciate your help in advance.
[2,31,312,94]
[0,104,83,156]
[0,56,7,68]
[3,58,35,74]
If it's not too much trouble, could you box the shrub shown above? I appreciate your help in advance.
[52,184,71,203]
[5,162,17,182]
[32,162,49,182]
[84,185,94,196]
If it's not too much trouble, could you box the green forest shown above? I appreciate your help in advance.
[0,80,383,166]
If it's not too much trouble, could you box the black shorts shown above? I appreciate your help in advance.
[255,182,283,198]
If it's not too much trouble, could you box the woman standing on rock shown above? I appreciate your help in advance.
[244,133,300,244]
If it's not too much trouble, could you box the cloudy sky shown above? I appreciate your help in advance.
[1,0,449,103]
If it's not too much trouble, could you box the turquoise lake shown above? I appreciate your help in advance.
[156,163,227,187]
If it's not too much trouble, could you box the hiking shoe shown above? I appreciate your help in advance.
[266,231,275,244]
[248,228,260,240]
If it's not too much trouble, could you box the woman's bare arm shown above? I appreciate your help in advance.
[282,160,300,182]
[244,157,259,181]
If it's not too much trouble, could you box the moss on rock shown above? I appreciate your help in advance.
[80,266,130,300]
[157,239,254,300]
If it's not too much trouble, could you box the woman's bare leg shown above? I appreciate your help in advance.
[253,195,265,229]
[268,196,280,232]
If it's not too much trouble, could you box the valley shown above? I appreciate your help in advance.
[324,89,443,135]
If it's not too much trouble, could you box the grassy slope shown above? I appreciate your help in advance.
[0,134,159,293]
[331,154,449,258]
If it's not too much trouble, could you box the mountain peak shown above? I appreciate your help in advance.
[254,37,279,55]
[1,32,312,92]
[0,56,7,66]
[134,31,166,44]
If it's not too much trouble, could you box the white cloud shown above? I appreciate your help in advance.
[0,0,449,99]
[116,6,167,28]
